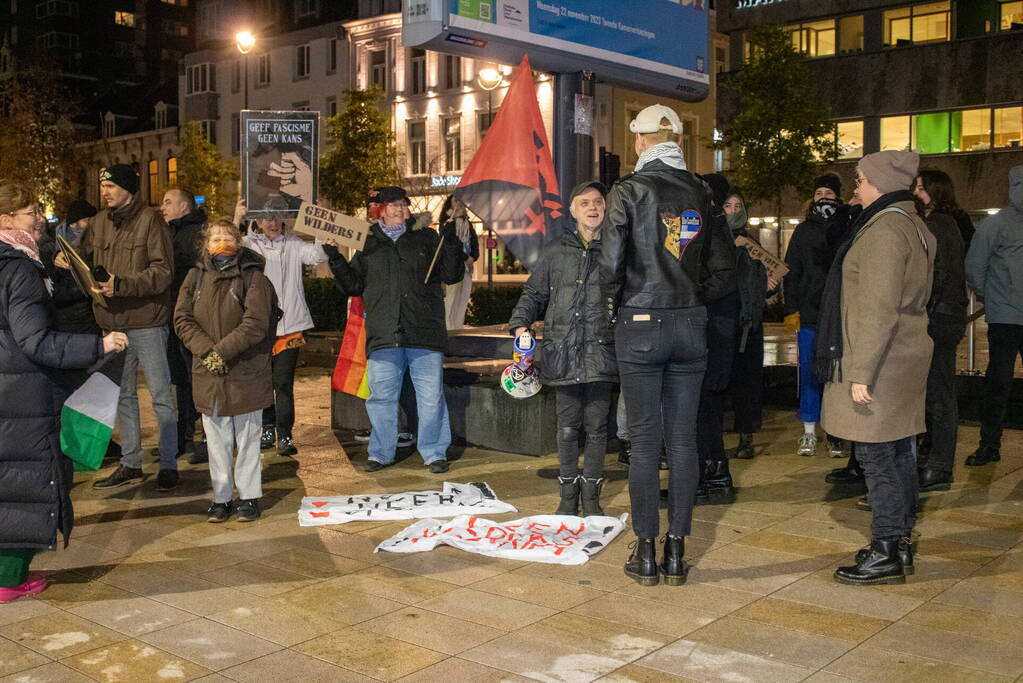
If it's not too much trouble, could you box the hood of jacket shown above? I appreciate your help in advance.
[169,207,207,233]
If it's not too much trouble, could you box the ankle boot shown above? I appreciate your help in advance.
[856,536,915,575]
[835,538,905,586]
[624,537,658,586]
[734,433,755,459]
[659,535,688,586]
[554,476,580,515]
[704,459,735,503]
[618,440,631,467]
[579,477,605,517]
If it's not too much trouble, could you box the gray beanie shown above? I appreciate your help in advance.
[858,151,919,194]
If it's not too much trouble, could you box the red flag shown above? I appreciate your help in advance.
[455,55,562,271]
[331,297,370,398]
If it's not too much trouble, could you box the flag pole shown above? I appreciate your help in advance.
[423,235,444,284]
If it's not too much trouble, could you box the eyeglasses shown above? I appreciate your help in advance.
[854,176,867,186]
[9,208,43,219]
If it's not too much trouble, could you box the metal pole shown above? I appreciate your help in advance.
[243,54,249,110]
[967,291,976,373]
[486,89,494,289]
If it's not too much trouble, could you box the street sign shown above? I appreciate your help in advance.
[403,0,710,101]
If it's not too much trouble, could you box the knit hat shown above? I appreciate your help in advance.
[858,151,920,194]
[699,173,731,208]
[376,186,409,204]
[569,180,607,203]
[813,173,842,197]
[99,164,139,194]
[66,199,97,225]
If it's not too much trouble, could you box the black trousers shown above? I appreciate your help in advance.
[263,346,300,437]
[924,316,964,472]
[731,326,764,434]
[167,328,199,446]
[857,436,918,540]
[697,309,737,468]
[980,323,1023,451]
[554,382,612,479]
[617,306,707,538]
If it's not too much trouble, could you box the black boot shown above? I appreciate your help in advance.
[579,477,604,517]
[554,476,580,515]
[659,535,688,586]
[624,537,658,586]
[277,435,298,457]
[734,433,755,459]
[825,461,865,485]
[918,467,953,492]
[834,538,906,586]
[618,440,631,467]
[965,445,1000,466]
[260,426,275,450]
[856,536,915,575]
[704,459,735,504]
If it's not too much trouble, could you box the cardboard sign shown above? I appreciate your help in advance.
[735,235,789,279]
[56,236,106,309]
[241,110,319,219]
[376,513,628,565]
[293,202,371,252]
[298,482,516,526]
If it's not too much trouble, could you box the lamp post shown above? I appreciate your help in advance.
[477,66,502,288]
[235,30,256,111]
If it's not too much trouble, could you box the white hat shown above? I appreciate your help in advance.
[629,104,682,134]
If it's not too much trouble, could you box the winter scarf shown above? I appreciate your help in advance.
[379,221,406,242]
[634,142,687,172]
[0,229,52,293]
[814,190,915,384]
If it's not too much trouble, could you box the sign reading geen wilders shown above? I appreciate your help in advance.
[292,201,370,252]
[241,110,319,219]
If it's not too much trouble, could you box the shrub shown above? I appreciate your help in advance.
[304,277,346,332]
[465,285,524,326]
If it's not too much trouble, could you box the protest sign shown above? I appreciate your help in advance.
[298,482,516,526]
[56,236,106,308]
[375,513,628,565]
[241,110,319,219]
[735,235,789,279]
[293,201,371,252]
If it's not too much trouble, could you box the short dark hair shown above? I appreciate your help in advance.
[917,169,962,217]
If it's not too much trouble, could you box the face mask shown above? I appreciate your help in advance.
[811,197,841,221]
[209,242,238,257]
[726,208,748,232]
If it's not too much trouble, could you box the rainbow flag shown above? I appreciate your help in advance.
[332,297,370,399]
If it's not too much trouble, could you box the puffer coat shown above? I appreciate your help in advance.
[0,242,102,549]
[508,226,616,386]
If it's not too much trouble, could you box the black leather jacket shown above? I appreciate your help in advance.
[598,159,735,320]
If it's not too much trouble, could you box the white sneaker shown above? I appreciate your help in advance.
[797,433,818,456]
[397,432,417,448]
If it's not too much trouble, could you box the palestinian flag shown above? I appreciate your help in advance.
[455,55,563,271]
[60,352,124,472]
[332,297,370,399]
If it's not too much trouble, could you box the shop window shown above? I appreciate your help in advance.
[838,15,864,53]
[951,108,991,152]
[912,112,950,154]
[884,2,950,46]
[836,120,864,159]
[784,19,836,57]
[994,106,1023,148]
[1002,1,1023,30]
[408,120,426,175]
[444,116,461,172]
[881,115,911,151]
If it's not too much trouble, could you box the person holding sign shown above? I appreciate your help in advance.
[325,186,464,474]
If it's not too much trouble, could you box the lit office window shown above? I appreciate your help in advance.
[951,108,991,152]
[836,120,864,159]
[880,115,911,151]
[785,19,836,56]
[838,15,864,52]
[1002,1,1023,30]
[994,106,1022,148]
[114,11,136,27]
[884,2,950,46]
[912,112,950,154]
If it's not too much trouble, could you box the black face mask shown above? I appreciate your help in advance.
[811,197,841,221]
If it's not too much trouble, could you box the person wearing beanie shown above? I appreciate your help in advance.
[817,150,935,586]
[61,164,180,492]
[783,172,853,458]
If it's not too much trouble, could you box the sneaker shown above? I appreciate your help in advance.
[0,574,48,603]
[207,502,232,523]
[397,432,416,448]
[156,469,179,492]
[353,429,372,442]
[93,465,144,488]
[827,438,845,458]
[797,433,818,456]
[428,459,450,474]
[277,435,298,458]
[236,499,261,522]
[260,426,276,450]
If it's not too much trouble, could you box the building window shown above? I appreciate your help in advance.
[1002,1,1023,30]
[232,113,240,154]
[838,15,864,53]
[370,49,387,90]
[409,48,426,95]
[294,0,318,20]
[884,2,950,46]
[36,32,79,49]
[952,109,992,152]
[162,20,189,37]
[257,54,271,86]
[148,159,159,205]
[477,110,496,142]
[836,120,864,158]
[36,1,76,19]
[912,112,951,154]
[881,115,911,151]
[186,63,215,94]
[443,116,461,171]
[292,101,310,111]
[785,19,836,57]
[994,106,1022,148]
[199,120,216,144]
[327,38,338,74]
[103,115,116,138]
[155,105,167,129]
[326,96,337,118]
[167,156,178,187]
[444,54,461,89]
[161,0,189,5]
[715,45,728,73]
[114,11,136,27]
[295,44,310,79]
[408,120,427,175]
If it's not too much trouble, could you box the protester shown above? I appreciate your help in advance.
[237,196,328,457]
[784,174,850,457]
[964,164,1023,467]
[819,151,934,585]
[509,180,616,516]
[0,182,127,602]
[326,186,464,473]
[66,164,178,491]
[913,170,966,491]
[440,194,479,330]
[175,218,275,522]
[161,189,207,463]
[40,200,99,336]
[600,104,734,586]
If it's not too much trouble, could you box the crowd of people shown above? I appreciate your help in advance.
[0,102,1021,601]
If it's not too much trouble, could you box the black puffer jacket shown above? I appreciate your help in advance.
[508,226,616,386]
[328,219,464,355]
[169,208,206,300]
[783,205,852,326]
[599,159,735,318]
[0,243,102,550]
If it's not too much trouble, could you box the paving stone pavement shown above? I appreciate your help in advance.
[2,368,1022,682]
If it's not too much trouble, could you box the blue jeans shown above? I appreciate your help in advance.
[118,326,178,470]
[366,347,450,465]
[797,326,822,424]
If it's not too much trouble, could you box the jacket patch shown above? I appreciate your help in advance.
[662,210,702,259]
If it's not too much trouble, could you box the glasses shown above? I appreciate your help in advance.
[854,176,867,186]
[9,208,43,219]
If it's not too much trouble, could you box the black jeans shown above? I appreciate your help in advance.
[924,316,964,472]
[263,346,300,437]
[857,436,918,540]
[980,323,1023,451]
[617,306,707,538]
[731,326,764,434]
[554,382,612,479]
[167,329,199,446]
[697,308,737,467]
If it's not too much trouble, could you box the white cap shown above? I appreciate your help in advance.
[629,104,682,134]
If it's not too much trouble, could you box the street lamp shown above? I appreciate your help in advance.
[235,30,255,111]
[477,66,503,288]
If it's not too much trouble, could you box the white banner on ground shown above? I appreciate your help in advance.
[374,513,629,565]
[298,482,517,526]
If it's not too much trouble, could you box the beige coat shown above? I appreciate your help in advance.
[822,200,936,443]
